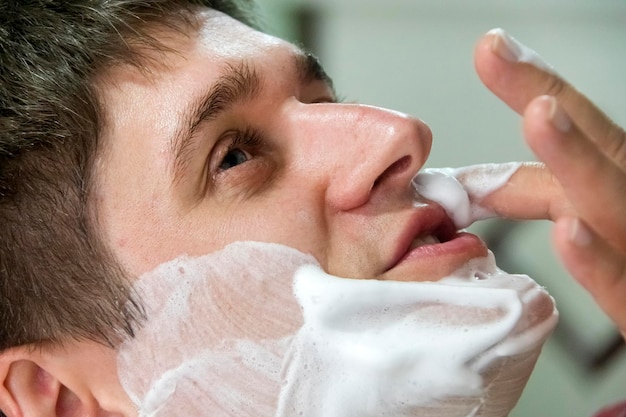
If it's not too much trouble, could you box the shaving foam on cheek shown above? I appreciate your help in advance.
[118,239,556,417]
[117,242,318,417]
[412,163,521,228]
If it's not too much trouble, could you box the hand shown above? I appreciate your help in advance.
[470,29,626,338]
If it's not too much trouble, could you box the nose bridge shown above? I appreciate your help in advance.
[289,102,432,211]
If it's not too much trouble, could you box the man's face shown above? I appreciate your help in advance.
[94,9,487,281]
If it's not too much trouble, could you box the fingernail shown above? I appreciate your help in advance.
[489,28,522,63]
[546,96,572,133]
[488,28,552,72]
[568,218,592,247]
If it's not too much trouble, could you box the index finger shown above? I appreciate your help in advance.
[474,29,626,166]
[457,162,574,221]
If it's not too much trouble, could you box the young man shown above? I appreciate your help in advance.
[0,1,624,416]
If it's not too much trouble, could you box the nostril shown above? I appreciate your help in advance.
[372,155,412,189]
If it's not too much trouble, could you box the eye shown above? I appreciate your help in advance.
[214,127,263,173]
[219,148,250,171]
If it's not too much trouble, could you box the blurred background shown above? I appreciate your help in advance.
[253,0,626,415]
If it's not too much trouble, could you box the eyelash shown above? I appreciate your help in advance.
[230,126,263,152]
[213,126,264,175]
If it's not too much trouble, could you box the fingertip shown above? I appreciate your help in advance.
[476,28,554,83]
[522,95,570,160]
[546,96,573,133]
[566,217,593,248]
[473,29,503,88]
[475,161,570,222]
[553,217,626,328]
[523,96,619,219]
[561,228,626,335]
[474,28,554,116]
[552,217,594,289]
[474,28,520,70]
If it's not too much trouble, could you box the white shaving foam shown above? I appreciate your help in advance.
[117,163,556,417]
[278,257,557,417]
[488,28,555,73]
[117,242,315,417]
[412,163,521,228]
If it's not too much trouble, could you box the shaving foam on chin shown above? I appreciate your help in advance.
[412,163,522,228]
[117,239,556,417]
[278,255,557,417]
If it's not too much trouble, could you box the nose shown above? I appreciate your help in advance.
[286,102,432,211]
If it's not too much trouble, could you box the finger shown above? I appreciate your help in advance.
[474,28,626,167]
[459,162,574,221]
[524,95,626,254]
[553,217,626,336]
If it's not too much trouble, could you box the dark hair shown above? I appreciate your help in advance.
[0,0,258,352]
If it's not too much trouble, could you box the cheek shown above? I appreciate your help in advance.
[102,196,193,277]
[117,242,318,414]
[206,197,329,265]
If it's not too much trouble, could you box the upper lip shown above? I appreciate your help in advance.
[384,204,457,272]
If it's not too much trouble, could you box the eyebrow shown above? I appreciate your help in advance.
[170,51,334,185]
[171,60,261,183]
[295,52,335,93]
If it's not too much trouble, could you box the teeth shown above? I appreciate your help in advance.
[410,234,440,249]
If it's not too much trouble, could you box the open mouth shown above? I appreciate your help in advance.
[407,218,457,250]
[384,205,467,273]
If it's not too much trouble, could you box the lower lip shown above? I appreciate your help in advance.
[397,232,487,267]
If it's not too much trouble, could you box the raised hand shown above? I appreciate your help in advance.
[469,29,626,338]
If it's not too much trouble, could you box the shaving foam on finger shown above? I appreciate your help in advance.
[488,28,555,73]
[412,163,522,228]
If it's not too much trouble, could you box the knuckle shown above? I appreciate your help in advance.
[543,75,568,100]
[544,168,571,218]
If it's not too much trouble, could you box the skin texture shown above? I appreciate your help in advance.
[0,13,623,417]
[94,9,487,283]
[2,10,487,416]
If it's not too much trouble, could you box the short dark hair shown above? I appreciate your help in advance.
[0,0,258,352]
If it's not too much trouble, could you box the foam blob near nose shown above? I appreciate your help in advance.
[412,163,522,229]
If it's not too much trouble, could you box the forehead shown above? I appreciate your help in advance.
[101,8,290,82]
[96,8,297,126]
[195,9,286,58]
[95,8,295,166]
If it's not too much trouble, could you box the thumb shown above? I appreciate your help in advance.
[553,217,626,338]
